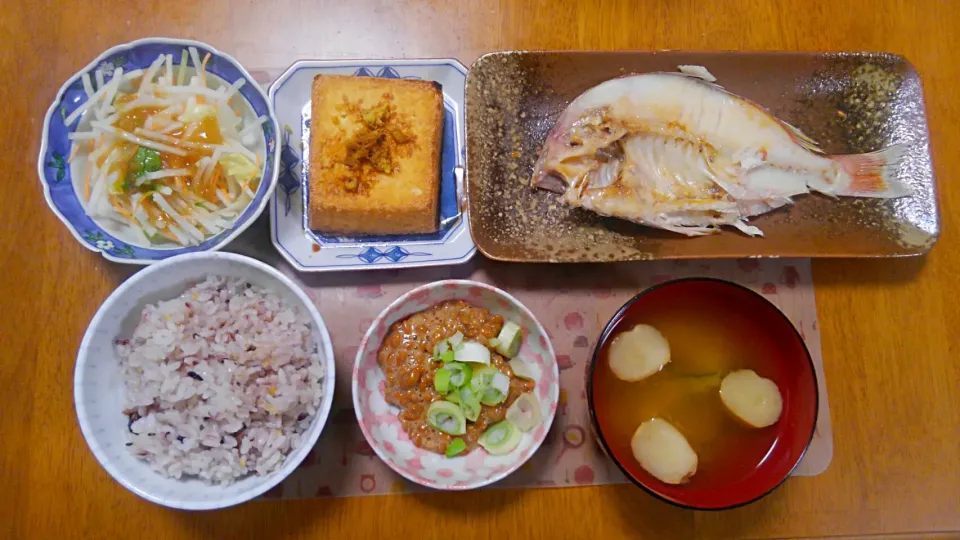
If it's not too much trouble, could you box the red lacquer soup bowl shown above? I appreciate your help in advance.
[587,278,818,510]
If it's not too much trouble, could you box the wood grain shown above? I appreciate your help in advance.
[1,0,958,538]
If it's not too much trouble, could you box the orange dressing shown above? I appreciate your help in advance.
[114,107,161,133]
[191,115,223,144]
[114,93,136,107]
[194,163,222,201]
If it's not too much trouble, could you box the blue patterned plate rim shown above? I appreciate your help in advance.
[267,58,468,91]
[37,37,282,265]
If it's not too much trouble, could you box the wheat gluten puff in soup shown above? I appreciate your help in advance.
[308,75,443,235]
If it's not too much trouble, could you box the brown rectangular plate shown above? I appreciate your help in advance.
[464,51,939,262]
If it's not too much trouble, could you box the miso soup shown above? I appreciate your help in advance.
[590,279,818,505]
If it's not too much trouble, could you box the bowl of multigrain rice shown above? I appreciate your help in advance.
[74,252,335,509]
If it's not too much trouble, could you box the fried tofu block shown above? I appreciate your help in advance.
[308,74,443,235]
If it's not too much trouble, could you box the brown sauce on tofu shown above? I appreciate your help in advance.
[324,94,417,195]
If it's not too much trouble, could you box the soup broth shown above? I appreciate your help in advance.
[592,283,789,489]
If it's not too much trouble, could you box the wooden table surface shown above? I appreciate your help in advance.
[2,0,958,538]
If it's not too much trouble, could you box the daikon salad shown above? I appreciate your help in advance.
[66,47,267,246]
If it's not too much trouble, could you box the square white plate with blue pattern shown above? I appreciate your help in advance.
[267,59,475,272]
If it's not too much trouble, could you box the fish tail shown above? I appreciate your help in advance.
[831,144,912,198]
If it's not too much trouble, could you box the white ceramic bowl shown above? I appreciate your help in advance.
[74,252,335,509]
[353,280,560,490]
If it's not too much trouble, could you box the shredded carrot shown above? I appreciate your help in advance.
[67,144,79,163]
[83,162,92,201]
[239,170,258,192]
[200,53,211,86]
[143,201,158,220]
[88,139,95,152]
[208,164,223,192]
[109,194,133,218]
[156,227,179,242]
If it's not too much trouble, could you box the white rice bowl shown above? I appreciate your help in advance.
[75,252,335,509]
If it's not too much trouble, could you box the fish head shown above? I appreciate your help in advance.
[531,108,627,195]
[530,74,687,195]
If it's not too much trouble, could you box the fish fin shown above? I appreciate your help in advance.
[832,144,912,198]
[780,120,825,154]
[732,220,764,237]
[738,197,792,218]
[677,65,717,82]
[657,223,718,237]
[663,71,726,90]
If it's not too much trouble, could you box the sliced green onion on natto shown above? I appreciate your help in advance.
[470,366,509,406]
[454,340,490,365]
[433,339,450,358]
[458,386,482,421]
[445,438,467,457]
[506,392,541,432]
[493,321,523,358]
[423,326,543,458]
[508,358,536,380]
[434,368,452,394]
[434,363,472,395]
[447,362,473,388]
[470,366,498,392]
[433,339,456,363]
[479,420,523,455]
[427,401,466,435]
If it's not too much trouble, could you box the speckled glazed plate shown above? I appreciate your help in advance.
[465,51,939,262]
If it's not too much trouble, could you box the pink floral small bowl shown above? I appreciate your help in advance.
[352,280,559,490]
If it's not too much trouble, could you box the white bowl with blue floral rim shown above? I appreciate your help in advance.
[37,37,280,264]
[267,59,476,272]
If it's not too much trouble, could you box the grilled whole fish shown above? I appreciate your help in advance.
[531,72,911,236]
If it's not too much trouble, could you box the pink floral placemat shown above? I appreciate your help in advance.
[238,70,833,499]
[232,229,833,498]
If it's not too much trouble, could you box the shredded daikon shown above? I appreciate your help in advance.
[238,115,267,141]
[65,47,265,247]
[81,73,94,98]
[223,78,246,102]
[89,122,187,156]
[137,168,191,185]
